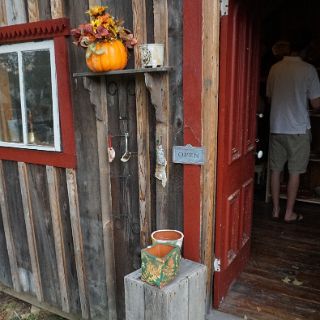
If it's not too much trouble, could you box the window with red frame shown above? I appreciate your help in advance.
[0,18,76,168]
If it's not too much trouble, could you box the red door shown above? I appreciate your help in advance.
[214,0,260,306]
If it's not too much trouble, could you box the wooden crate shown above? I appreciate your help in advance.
[124,258,207,320]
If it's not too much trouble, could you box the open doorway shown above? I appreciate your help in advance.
[217,0,320,319]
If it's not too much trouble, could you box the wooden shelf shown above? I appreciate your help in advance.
[73,66,173,78]
[309,157,320,162]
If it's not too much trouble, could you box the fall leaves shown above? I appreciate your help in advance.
[71,5,137,49]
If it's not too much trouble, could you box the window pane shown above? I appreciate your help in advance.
[23,50,54,146]
[0,53,23,143]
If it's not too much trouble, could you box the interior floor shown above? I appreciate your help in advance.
[218,194,320,320]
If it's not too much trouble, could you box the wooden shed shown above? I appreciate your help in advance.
[0,0,189,319]
[1,0,319,319]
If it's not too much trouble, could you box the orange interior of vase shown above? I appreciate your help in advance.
[145,244,174,258]
[153,230,182,241]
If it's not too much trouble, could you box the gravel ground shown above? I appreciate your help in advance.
[0,292,65,320]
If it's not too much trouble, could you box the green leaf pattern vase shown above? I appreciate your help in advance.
[141,243,181,288]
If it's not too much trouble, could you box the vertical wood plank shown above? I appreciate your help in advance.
[124,270,145,320]
[46,166,70,313]
[167,278,189,319]
[201,0,220,309]
[2,161,33,294]
[183,0,202,262]
[95,77,117,320]
[132,0,152,247]
[48,0,71,307]
[18,162,43,302]
[0,0,7,26]
[86,78,117,314]
[167,0,183,230]
[67,0,112,318]
[144,284,167,320]
[132,0,147,67]
[27,165,61,306]
[151,0,171,229]
[53,168,81,314]
[5,0,27,25]
[0,161,20,291]
[89,0,101,6]
[50,0,64,19]
[21,0,62,304]
[66,168,90,320]
[106,76,141,319]
[83,73,118,319]
[38,0,51,20]
[153,0,168,64]
[188,265,207,319]
[27,0,40,22]
[0,206,12,288]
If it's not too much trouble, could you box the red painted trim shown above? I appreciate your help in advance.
[0,148,75,168]
[183,0,202,262]
[214,10,231,277]
[54,36,76,166]
[0,18,70,44]
[0,19,76,168]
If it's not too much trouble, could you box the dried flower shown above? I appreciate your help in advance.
[71,5,137,49]
[86,6,107,17]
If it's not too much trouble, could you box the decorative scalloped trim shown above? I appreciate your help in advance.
[0,18,70,44]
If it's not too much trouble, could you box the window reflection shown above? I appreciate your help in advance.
[0,52,22,143]
[23,50,54,146]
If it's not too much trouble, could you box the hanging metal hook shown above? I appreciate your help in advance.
[121,132,131,162]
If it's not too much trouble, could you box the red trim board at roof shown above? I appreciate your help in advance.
[0,18,70,44]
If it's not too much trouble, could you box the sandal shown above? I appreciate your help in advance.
[271,208,280,221]
[284,213,303,224]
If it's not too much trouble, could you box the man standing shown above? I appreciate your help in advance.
[266,41,320,222]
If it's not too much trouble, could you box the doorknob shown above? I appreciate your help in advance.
[256,113,264,118]
[256,150,263,159]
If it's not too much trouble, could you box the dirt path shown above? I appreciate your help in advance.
[0,292,65,320]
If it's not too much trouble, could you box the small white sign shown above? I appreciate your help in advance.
[172,144,205,165]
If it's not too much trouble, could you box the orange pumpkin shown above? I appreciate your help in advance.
[86,40,128,72]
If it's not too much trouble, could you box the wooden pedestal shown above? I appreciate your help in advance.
[124,258,207,320]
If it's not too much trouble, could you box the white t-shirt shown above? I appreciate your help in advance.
[266,56,320,134]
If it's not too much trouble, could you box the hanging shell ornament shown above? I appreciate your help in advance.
[155,144,167,187]
[107,135,115,162]
[108,147,115,162]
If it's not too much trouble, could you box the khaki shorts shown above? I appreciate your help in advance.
[269,131,311,174]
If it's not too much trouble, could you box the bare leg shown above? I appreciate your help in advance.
[284,173,301,221]
[271,170,281,218]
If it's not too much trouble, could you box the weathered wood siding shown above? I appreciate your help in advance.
[168,0,183,230]
[107,77,141,320]
[0,0,184,319]
[0,209,12,288]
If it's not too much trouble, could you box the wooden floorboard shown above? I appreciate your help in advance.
[218,197,320,320]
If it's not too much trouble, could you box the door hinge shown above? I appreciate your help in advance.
[214,258,221,272]
[220,0,229,16]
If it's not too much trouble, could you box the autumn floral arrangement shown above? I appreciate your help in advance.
[71,5,137,72]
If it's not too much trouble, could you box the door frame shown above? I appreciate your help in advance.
[183,0,220,306]
[183,0,260,308]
